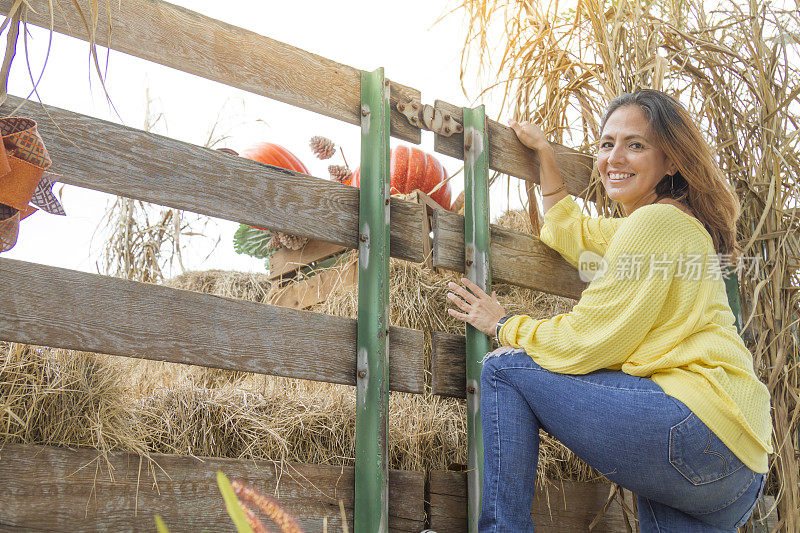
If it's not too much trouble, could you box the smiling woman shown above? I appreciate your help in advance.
[597,106,679,215]
[598,90,741,257]
[447,88,772,532]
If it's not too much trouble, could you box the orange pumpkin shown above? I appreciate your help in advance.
[239,142,309,175]
[351,146,451,210]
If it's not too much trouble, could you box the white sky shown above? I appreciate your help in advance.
[3,0,527,276]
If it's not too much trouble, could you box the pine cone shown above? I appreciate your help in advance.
[328,164,352,183]
[309,136,336,160]
[277,232,309,251]
[266,235,282,250]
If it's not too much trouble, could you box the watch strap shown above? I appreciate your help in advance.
[495,315,513,344]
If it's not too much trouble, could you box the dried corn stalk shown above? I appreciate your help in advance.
[455,0,799,529]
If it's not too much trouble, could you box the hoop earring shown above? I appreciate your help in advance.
[670,173,675,192]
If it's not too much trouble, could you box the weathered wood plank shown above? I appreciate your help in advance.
[0,258,425,394]
[271,262,358,310]
[268,240,349,280]
[433,100,595,194]
[433,208,587,299]
[0,444,424,532]
[0,95,427,264]
[427,471,779,531]
[2,96,583,296]
[431,331,468,398]
[429,470,637,532]
[0,0,420,144]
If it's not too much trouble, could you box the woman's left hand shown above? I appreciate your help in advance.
[447,277,508,336]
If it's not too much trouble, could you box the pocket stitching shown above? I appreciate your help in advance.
[669,411,700,484]
[669,412,745,486]
[701,428,744,477]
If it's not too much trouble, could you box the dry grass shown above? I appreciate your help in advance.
[454,0,799,529]
[0,342,149,459]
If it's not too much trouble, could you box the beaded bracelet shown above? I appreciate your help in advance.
[542,183,566,197]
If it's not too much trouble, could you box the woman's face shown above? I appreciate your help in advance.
[597,105,678,215]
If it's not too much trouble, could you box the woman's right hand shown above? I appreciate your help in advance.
[507,119,551,152]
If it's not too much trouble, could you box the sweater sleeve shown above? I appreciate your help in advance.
[499,205,678,374]
[539,195,625,268]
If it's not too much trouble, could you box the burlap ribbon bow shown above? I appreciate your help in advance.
[0,117,65,252]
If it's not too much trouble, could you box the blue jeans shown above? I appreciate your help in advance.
[479,348,767,532]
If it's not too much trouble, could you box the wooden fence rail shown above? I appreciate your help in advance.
[0,445,425,532]
[8,444,771,532]
[0,0,421,145]
[0,257,550,399]
[0,0,596,192]
[0,257,427,394]
[433,209,585,299]
[0,95,585,298]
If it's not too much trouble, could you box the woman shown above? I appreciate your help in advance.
[446,89,772,532]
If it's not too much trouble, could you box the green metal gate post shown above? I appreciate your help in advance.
[462,105,491,532]
[723,265,744,334]
[355,67,391,532]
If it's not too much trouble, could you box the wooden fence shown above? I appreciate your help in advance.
[0,1,778,532]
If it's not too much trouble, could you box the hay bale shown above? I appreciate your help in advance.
[165,269,273,303]
[0,343,148,456]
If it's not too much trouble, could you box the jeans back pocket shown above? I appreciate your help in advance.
[669,411,746,485]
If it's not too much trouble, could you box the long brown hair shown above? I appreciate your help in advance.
[600,89,741,262]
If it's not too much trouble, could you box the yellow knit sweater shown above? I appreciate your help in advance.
[498,194,773,473]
